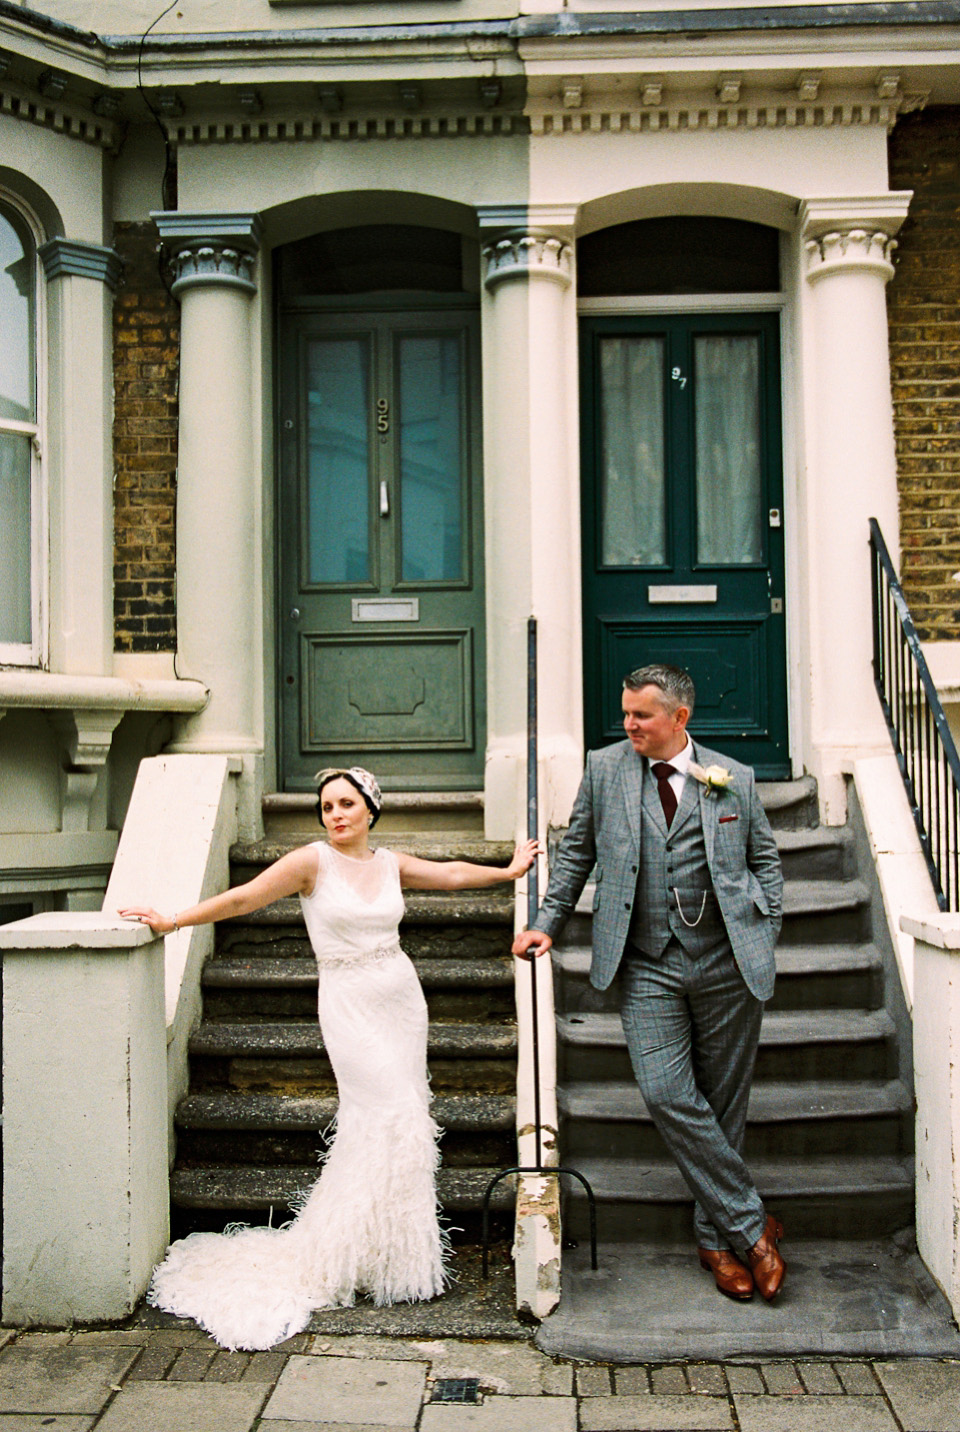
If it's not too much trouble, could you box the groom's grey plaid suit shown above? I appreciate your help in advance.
[531,737,783,1254]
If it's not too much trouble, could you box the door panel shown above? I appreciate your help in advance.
[581,312,788,777]
[280,305,485,791]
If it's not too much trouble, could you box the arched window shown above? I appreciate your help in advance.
[0,196,40,660]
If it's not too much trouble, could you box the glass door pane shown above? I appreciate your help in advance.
[0,208,34,424]
[598,335,665,566]
[694,334,762,565]
[305,336,371,585]
[0,431,31,643]
[398,333,464,583]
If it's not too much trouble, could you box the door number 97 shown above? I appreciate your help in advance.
[671,367,688,389]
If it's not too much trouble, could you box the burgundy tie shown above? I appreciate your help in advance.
[651,761,678,828]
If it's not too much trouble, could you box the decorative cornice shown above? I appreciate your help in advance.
[800,193,912,281]
[0,76,117,150]
[169,110,520,145]
[152,213,263,296]
[526,87,926,138]
[482,231,573,291]
[38,238,123,291]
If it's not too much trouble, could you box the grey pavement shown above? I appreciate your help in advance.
[2,1326,960,1431]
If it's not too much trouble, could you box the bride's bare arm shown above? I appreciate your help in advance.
[395,838,540,891]
[119,845,320,935]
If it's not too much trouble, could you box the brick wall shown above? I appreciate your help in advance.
[113,222,178,652]
[888,105,960,641]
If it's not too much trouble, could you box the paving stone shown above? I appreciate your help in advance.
[0,1419,96,1431]
[0,1346,140,1415]
[835,1363,881,1395]
[69,1332,152,1347]
[260,1425,414,1432]
[125,1346,179,1381]
[651,1365,688,1394]
[167,1345,218,1381]
[761,1361,805,1395]
[13,1333,73,1347]
[205,1351,251,1382]
[614,1366,649,1394]
[798,1362,843,1394]
[272,1334,312,1353]
[93,1381,269,1432]
[541,1362,574,1395]
[421,1340,568,1395]
[262,1355,426,1426]
[138,1328,204,1346]
[579,1395,732,1430]
[874,1360,960,1431]
[243,1351,289,1382]
[734,1395,900,1432]
[688,1365,727,1395]
[0,1337,15,1355]
[577,1365,613,1396]
[419,1399,577,1431]
[308,1336,436,1361]
[725,1365,763,1394]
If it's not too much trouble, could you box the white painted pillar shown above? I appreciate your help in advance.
[0,914,168,1325]
[153,213,264,837]
[39,240,122,676]
[799,195,912,822]
[478,207,583,839]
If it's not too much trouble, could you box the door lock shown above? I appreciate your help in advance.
[770,597,783,614]
[289,607,300,620]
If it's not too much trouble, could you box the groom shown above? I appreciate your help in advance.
[513,663,786,1301]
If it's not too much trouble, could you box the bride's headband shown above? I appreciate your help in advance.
[314,766,383,819]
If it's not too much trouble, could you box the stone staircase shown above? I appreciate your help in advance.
[169,796,520,1244]
[553,776,915,1246]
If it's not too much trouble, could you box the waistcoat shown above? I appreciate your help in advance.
[629,765,728,958]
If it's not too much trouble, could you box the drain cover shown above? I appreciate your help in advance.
[430,1378,481,1404]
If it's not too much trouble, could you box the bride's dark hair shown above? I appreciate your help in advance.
[315,767,382,828]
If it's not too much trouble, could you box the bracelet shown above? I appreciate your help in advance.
[172,915,179,932]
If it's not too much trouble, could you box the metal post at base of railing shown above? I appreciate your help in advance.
[481,615,598,1279]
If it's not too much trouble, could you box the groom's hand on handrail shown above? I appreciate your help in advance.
[512,929,553,960]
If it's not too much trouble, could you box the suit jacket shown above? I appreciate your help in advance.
[530,738,783,1001]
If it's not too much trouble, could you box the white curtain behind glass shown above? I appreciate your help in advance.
[600,336,665,567]
[0,207,34,646]
[695,335,762,565]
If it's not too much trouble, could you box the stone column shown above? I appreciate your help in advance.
[799,195,912,822]
[39,239,122,675]
[478,207,583,840]
[152,213,263,836]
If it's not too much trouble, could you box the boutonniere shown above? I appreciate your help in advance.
[689,761,733,795]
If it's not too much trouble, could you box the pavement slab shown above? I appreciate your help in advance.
[419,1397,578,1431]
[734,1394,901,1431]
[535,1241,960,1361]
[262,1355,427,1426]
[873,1359,960,1431]
[0,1346,140,1416]
[579,1394,733,1429]
[93,1381,269,1432]
[0,1420,96,1431]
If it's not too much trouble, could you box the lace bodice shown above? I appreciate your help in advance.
[299,842,406,965]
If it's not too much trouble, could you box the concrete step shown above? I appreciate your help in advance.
[203,954,514,988]
[189,1019,517,1061]
[176,1090,514,1133]
[562,1153,914,1241]
[558,1078,912,1159]
[230,889,514,927]
[170,1163,515,1214]
[756,775,819,829]
[553,942,882,1015]
[775,826,854,880]
[558,1008,896,1083]
[263,790,485,837]
[232,834,515,874]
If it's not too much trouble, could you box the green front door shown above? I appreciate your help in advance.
[581,312,789,777]
[279,304,485,791]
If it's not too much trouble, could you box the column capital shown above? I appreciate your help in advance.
[800,194,912,283]
[152,212,263,296]
[482,230,574,291]
[38,238,123,291]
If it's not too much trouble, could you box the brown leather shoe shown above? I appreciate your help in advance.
[747,1214,786,1302]
[698,1247,754,1300]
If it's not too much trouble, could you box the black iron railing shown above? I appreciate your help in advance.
[870,518,960,911]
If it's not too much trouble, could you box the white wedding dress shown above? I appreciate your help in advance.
[147,842,447,1350]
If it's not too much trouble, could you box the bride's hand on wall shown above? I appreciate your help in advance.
[118,906,175,934]
[505,838,541,880]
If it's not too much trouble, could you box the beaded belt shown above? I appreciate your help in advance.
[318,940,404,969]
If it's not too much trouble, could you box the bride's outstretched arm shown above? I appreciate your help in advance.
[118,845,320,935]
[396,838,540,891]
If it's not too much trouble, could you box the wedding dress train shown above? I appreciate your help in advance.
[147,842,446,1350]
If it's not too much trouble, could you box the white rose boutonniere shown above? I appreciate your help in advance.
[689,760,733,795]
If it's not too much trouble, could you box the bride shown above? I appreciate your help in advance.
[120,766,537,1351]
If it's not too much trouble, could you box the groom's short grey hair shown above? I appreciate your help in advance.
[623,663,696,716]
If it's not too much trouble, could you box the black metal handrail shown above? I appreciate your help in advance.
[870,518,960,911]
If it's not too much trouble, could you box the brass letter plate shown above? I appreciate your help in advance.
[648,585,718,604]
[351,598,420,622]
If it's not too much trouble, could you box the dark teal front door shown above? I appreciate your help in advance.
[279,303,485,791]
[580,312,789,777]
